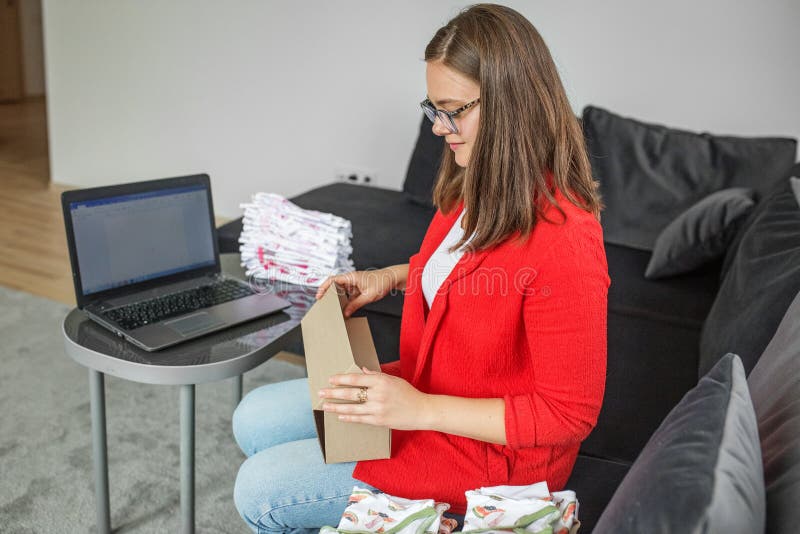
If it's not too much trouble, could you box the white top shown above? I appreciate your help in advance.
[422,210,473,309]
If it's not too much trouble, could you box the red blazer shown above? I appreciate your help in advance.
[352,187,610,514]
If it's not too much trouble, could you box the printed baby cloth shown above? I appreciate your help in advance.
[463,482,579,534]
[239,192,355,286]
[320,486,456,534]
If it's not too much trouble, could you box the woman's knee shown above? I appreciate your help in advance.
[233,452,274,532]
[233,439,356,533]
[232,377,314,456]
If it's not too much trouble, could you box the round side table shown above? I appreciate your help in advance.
[62,254,314,534]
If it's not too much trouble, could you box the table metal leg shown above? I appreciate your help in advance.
[89,369,111,534]
[180,384,195,534]
[232,374,243,410]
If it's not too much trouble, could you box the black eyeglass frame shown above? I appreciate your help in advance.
[420,97,480,134]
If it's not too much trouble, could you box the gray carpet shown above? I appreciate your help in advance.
[0,286,307,533]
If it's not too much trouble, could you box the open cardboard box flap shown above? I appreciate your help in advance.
[300,285,391,463]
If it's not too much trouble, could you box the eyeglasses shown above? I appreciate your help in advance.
[420,97,480,134]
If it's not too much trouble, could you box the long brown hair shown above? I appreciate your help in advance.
[425,4,603,252]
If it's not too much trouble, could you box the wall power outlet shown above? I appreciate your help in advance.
[335,166,378,186]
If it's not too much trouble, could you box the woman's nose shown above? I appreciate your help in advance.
[431,116,450,137]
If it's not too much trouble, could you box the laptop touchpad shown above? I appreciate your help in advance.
[165,312,226,336]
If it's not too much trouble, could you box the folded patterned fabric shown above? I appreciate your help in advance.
[239,192,355,287]
[320,487,455,534]
[463,483,579,534]
[323,483,578,534]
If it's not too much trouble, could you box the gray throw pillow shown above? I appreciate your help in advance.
[791,176,800,205]
[594,353,765,533]
[747,289,800,534]
[644,188,757,279]
[700,177,800,376]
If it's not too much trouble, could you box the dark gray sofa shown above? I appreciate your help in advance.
[217,108,800,532]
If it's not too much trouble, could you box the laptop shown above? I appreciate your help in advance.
[62,174,291,351]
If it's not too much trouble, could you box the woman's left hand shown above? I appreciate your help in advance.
[318,367,430,431]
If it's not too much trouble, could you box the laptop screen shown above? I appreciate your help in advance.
[69,184,216,296]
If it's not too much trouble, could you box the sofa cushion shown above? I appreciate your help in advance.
[217,217,244,254]
[582,309,703,464]
[594,353,765,534]
[583,105,797,251]
[700,176,800,376]
[577,242,721,464]
[564,455,631,533]
[402,115,443,208]
[644,187,757,280]
[747,289,800,534]
[606,242,721,329]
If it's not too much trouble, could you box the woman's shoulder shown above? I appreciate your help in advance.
[535,188,603,242]
[494,188,606,276]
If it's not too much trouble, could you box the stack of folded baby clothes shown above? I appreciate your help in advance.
[463,482,578,534]
[239,193,355,287]
[320,487,456,534]
[321,482,579,534]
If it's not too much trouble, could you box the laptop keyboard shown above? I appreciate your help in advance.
[104,278,256,331]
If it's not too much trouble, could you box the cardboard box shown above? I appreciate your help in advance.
[300,284,391,463]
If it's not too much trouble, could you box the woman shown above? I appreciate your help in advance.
[233,4,609,532]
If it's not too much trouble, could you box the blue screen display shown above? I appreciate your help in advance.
[70,185,216,295]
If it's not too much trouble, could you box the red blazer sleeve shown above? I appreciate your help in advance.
[380,360,402,377]
[504,221,610,449]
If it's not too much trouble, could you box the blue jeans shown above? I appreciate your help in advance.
[232,377,379,533]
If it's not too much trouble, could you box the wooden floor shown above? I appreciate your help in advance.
[0,98,76,304]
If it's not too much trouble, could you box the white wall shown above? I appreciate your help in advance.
[43,0,800,219]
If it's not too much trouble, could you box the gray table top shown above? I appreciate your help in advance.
[62,254,314,385]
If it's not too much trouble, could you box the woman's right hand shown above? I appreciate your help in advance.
[315,269,397,318]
